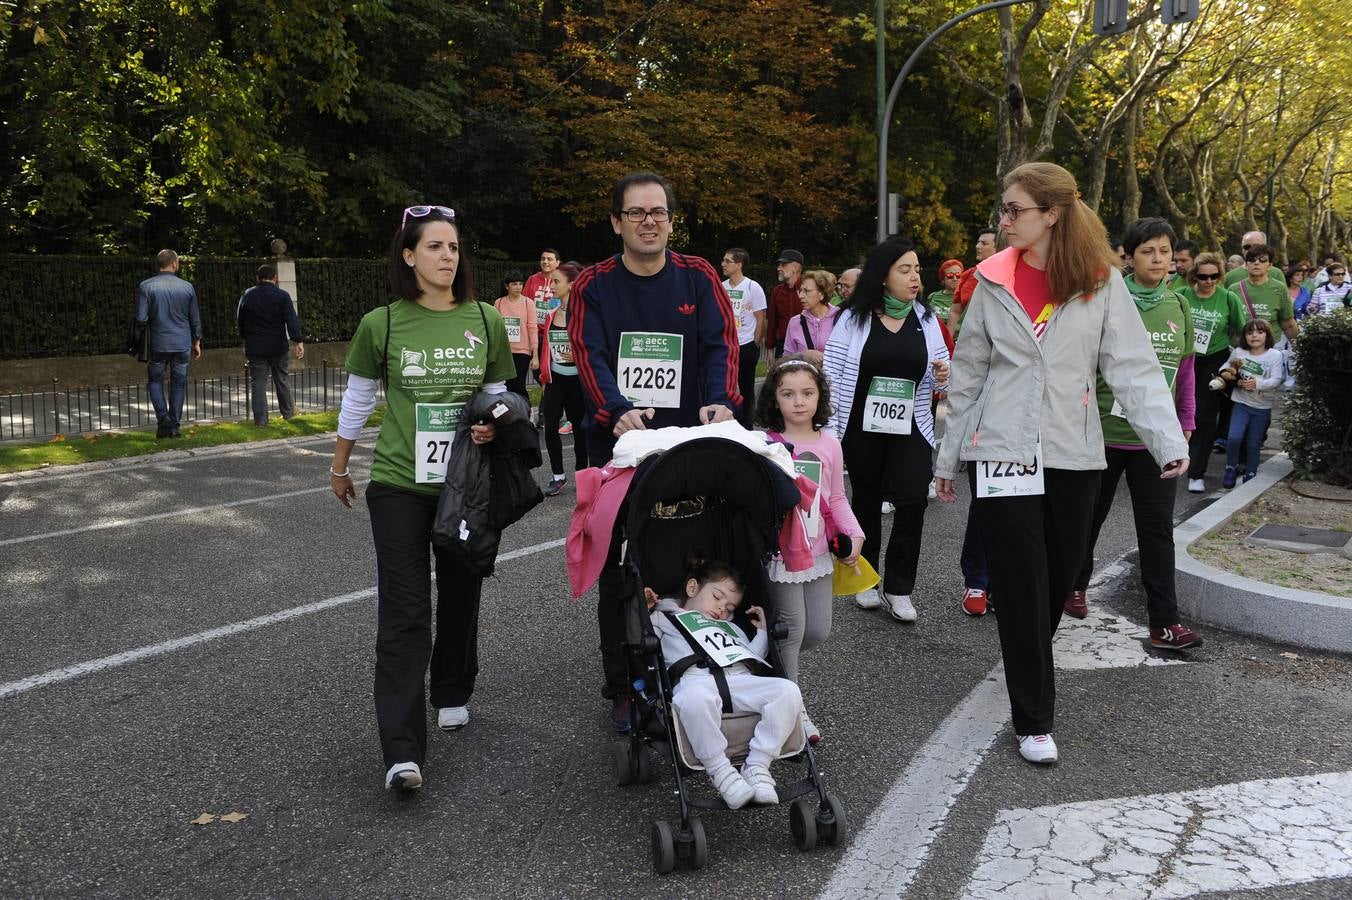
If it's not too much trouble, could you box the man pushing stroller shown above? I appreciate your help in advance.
[648,556,804,810]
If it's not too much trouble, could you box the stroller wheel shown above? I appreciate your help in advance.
[634,742,654,784]
[612,742,634,787]
[789,797,818,851]
[685,818,708,870]
[651,820,677,874]
[817,793,846,845]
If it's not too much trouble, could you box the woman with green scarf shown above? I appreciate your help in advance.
[823,239,951,622]
[1066,217,1204,651]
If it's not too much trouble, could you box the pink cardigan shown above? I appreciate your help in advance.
[767,429,863,566]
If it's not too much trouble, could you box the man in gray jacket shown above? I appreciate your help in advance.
[136,249,202,438]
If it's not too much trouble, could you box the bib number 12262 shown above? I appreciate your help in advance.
[617,332,683,408]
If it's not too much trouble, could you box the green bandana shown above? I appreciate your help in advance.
[1125,274,1168,312]
[882,293,914,320]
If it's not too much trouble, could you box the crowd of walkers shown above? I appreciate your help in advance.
[325,169,1347,791]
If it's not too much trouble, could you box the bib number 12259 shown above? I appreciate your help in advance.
[975,441,1044,497]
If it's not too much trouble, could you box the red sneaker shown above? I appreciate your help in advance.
[1150,623,1204,650]
[1063,590,1088,619]
[961,588,990,617]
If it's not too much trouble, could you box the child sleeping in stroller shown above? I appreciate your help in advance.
[647,556,805,810]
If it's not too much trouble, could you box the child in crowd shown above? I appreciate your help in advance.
[755,356,863,744]
[1224,319,1285,488]
[649,557,804,810]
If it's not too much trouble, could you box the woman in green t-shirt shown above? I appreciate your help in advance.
[329,206,515,792]
[1068,217,1204,652]
[1179,252,1246,489]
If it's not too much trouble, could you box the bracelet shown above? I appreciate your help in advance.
[329,466,350,478]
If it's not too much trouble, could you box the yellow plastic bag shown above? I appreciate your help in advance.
[832,556,880,596]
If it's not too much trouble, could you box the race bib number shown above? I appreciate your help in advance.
[728,288,746,321]
[1111,366,1177,419]
[862,377,915,434]
[415,402,464,484]
[975,441,1044,498]
[550,332,573,365]
[503,316,522,344]
[617,332,683,408]
[534,298,553,326]
[792,459,823,540]
[673,611,766,669]
[1193,327,1212,355]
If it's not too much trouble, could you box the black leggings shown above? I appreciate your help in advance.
[542,372,587,476]
[1189,348,1232,479]
[842,427,932,595]
[366,481,483,769]
[736,341,760,427]
[505,353,531,399]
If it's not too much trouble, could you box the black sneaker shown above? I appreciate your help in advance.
[156,416,171,439]
[544,476,566,497]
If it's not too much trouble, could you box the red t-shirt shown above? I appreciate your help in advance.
[1013,255,1054,340]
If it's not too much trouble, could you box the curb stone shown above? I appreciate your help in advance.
[1175,453,1352,655]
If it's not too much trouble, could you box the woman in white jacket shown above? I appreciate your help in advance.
[823,238,950,623]
[934,163,1188,766]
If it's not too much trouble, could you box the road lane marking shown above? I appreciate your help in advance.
[0,483,366,548]
[820,557,1181,899]
[0,537,566,700]
[960,772,1352,898]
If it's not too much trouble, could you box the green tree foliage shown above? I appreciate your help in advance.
[1,0,1350,267]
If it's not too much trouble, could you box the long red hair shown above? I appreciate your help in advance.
[1003,162,1118,302]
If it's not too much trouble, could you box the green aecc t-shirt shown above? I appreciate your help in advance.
[346,299,515,494]
[1180,285,1246,356]
[1097,284,1193,445]
[1232,278,1293,326]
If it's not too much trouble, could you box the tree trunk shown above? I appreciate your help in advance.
[1121,107,1141,229]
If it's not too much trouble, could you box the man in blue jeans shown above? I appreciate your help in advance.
[136,249,202,438]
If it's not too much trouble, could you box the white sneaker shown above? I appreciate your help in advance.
[928,479,937,499]
[710,766,755,810]
[854,588,882,610]
[740,764,779,805]
[1187,478,1206,493]
[437,706,469,731]
[385,761,423,790]
[881,500,895,515]
[1017,734,1058,765]
[886,593,917,623]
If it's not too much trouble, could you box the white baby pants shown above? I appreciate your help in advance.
[670,665,803,771]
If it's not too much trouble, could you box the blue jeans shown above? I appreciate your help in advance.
[147,351,190,427]
[1226,403,1270,477]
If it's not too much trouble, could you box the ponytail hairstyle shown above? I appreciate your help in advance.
[684,551,745,594]
[1002,162,1119,303]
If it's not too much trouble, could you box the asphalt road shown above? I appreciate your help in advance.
[1,430,1348,898]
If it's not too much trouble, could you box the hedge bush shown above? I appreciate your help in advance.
[1283,309,1352,486]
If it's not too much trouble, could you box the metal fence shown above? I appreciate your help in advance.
[0,361,357,440]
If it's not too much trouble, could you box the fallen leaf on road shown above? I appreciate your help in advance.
[190,814,217,826]
[219,812,248,823]
[1280,652,1302,660]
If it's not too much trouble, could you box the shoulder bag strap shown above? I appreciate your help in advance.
[1238,282,1257,321]
[800,315,813,350]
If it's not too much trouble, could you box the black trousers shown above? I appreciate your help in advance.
[505,353,531,399]
[542,372,588,476]
[842,427,933,596]
[973,467,1099,735]
[1189,348,1233,479]
[1073,447,1179,627]
[596,528,630,699]
[367,481,483,769]
[736,341,760,427]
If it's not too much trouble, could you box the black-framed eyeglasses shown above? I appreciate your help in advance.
[997,203,1047,221]
[401,205,455,230]
[617,207,672,223]
[1193,272,1221,282]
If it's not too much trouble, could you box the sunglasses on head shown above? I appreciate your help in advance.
[401,205,456,230]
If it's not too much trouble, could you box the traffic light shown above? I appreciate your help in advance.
[1160,0,1200,24]
[1093,0,1130,35]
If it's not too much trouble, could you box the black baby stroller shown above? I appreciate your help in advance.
[607,436,847,873]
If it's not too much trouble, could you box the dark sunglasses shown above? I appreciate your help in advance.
[401,205,456,230]
[1193,272,1221,282]
[1332,270,1348,277]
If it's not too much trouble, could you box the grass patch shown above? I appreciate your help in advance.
[0,409,384,474]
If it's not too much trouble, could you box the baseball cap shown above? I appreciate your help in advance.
[776,249,805,264]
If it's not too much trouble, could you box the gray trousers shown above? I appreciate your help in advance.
[769,571,834,685]
[247,353,294,424]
